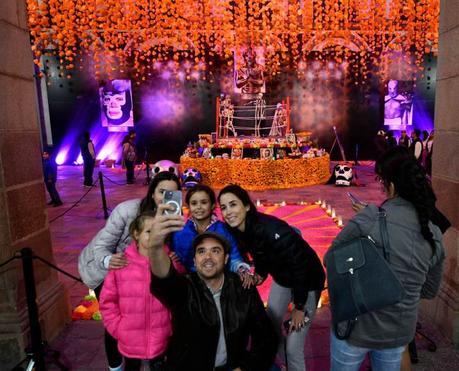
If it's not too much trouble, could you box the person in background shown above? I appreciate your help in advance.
[218,185,325,371]
[425,130,434,177]
[42,147,63,207]
[78,171,181,371]
[100,212,184,371]
[398,130,410,148]
[409,129,423,163]
[386,130,397,149]
[374,130,388,158]
[327,146,445,371]
[171,184,250,276]
[79,131,96,187]
[122,129,136,184]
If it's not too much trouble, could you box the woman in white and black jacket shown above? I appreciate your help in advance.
[218,185,325,371]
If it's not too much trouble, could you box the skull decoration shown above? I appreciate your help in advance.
[334,164,353,186]
[151,160,179,177]
[181,168,202,188]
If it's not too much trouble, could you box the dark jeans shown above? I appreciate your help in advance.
[83,158,95,186]
[45,181,62,204]
[94,285,123,368]
[125,160,135,183]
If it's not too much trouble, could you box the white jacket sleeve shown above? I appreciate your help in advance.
[78,199,140,288]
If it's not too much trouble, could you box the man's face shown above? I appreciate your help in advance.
[194,237,228,280]
[103,91,127,120]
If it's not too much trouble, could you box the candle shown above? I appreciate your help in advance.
[337,217,343,227]
[281,200,286,206]
[321,201,327,209]
[256,199,261,207]
[331,209,336,218]
[326,205,332,215]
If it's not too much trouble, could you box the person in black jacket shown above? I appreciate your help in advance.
[148,204,277,371]
[218,185,325,371]
[42,148,63,207]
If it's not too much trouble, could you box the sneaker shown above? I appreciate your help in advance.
[53,201,63,207]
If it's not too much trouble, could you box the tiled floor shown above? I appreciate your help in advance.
[39,163,459,370]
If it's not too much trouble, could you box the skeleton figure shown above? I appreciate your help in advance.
[269,103,286,137]
[220,96,237,137]
[254,93,265,137]
[334,164,353,186]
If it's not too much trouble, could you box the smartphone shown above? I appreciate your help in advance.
[283,316,310,333]
[163,190,182,215]
[347,192,368,206]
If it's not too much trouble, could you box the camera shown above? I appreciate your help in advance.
[163,190,182,215]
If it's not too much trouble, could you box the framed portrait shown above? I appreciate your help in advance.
[260,147,273,160]
[201,148,211,159]
[384,79,414,130]
[99,79,134,132]
[231,147,243,159]
[286,133,297,145]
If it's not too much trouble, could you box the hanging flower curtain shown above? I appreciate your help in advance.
[26,0,439,82]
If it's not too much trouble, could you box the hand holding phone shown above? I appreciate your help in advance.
[347,192,367,207]
[163,190,183,215]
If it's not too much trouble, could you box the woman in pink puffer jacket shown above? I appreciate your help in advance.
[100,211,185,370]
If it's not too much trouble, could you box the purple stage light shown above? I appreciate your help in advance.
[55,147,70,165]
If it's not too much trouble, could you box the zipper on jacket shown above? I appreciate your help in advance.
[146,280,151,357]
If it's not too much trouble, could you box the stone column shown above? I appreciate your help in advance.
[0,0,70,369]
[420,0,459,346]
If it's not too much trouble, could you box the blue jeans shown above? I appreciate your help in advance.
[266,281,320,371]
[330,331,404,371]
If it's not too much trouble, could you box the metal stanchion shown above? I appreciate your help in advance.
[98,171,109,219]
[20,248,46,371]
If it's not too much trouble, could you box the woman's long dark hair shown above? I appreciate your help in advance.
[139,171,181,213]
[375,146,437,253]
[218,184,257,219]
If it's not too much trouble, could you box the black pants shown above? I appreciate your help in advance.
[94,285,123,368]
[83,158,95,186]
[45,181,62,204]
[125,160,135,183]
[124,356,166,371]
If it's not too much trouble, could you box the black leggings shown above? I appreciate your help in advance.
[94,285,123,368]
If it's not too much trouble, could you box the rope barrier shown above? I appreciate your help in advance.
[102,174,125,186]
[34,255,83,283]
[49,182,97,223]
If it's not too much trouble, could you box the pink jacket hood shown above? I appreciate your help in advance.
[100,243,177,359]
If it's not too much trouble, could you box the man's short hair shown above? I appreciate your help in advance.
[191,232,231,255]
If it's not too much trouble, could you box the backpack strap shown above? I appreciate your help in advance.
[378,207,391,262]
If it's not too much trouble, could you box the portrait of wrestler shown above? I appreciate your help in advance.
[99,79,134,127]
[384,79,413,128]
[235,47,265,101]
